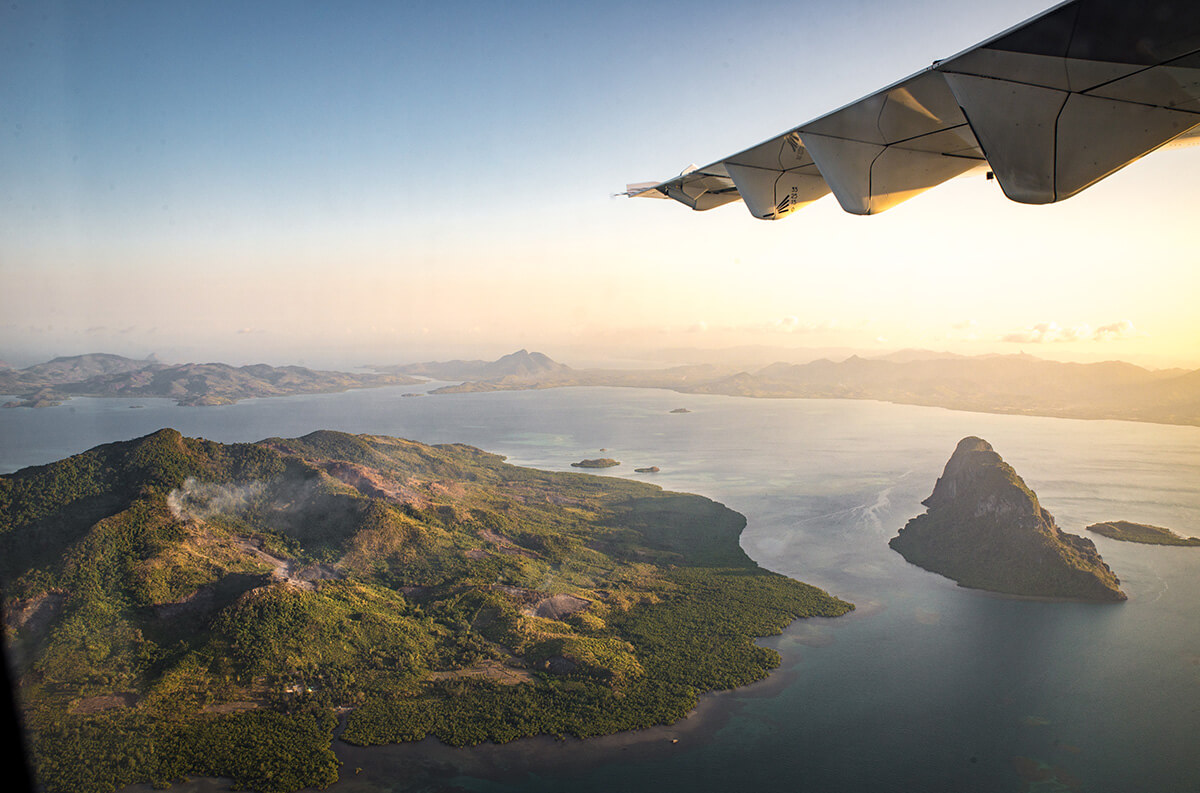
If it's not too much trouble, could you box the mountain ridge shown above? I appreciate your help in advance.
[428,352,1200,427]
[5,349,1198,427]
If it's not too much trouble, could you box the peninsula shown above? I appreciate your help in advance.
[1,430,851,793]
[889,437,1125,601]
[1086,520,1200,546]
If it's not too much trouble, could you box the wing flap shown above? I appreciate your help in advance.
[628,0,1200,219]
[796,70,984,215]
[629,130,832,219]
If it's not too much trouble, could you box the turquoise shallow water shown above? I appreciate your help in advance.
[4,385,1198,793]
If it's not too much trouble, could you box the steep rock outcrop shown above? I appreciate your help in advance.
[890,437,1125,601]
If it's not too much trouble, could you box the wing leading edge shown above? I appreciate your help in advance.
[627,0,1200,218]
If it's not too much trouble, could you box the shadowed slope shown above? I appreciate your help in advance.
[890,437,1125,601]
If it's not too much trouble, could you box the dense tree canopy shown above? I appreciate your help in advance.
[3,429,852,792]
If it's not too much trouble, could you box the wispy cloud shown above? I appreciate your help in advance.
[751,316,837,335]
[768,315,833,333]
[685,316,838,336]
[1092,319,1138,341]
[1001,320,1139,344]
[949,319,979,341]
[88,324,146,336]
[1001,321,1089,344]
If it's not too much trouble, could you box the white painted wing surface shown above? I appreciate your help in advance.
[627,0,1200,219]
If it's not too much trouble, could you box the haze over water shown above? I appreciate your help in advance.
[4,384,1198,793]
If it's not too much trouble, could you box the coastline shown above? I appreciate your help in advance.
[114,609,853,793]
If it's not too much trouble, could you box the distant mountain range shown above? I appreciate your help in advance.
[0,354,420,407]
[682,354,1200,425]
[377,348,570,381]
[6,349,1198,427]
[418,350,1200,428]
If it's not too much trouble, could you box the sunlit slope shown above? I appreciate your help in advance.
[1,429,851,793]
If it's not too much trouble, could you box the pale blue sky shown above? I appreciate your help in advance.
[2,0,1197,368]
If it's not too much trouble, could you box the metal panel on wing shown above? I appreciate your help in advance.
[626,0,1200,219]
[797,71,983,214]
[937,0,1200,203]
[722,131,830,219]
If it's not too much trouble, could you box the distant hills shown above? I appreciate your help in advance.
[416,350,1200,428]
[4,352,156,386]
[0,354,420,407]
[5,349,1198,426]
[378,348,570,381]
[681,354,1199,425]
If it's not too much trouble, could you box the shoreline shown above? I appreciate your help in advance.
[7,379,1199,429]
[117,615,837,793]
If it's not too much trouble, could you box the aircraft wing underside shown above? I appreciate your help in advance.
[627,0,1200,219]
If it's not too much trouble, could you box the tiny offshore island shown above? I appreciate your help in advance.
[1086,520,1200,546]
[0,430,852,793]
[570,457,620,469]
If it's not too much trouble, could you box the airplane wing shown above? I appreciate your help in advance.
[627,0,1200,218]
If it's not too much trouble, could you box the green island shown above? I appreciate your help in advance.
[570,458,620,468]
[1086,520,1200,546]
[0,429,852,793]
[890,437,1126,601]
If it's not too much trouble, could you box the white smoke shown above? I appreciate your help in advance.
[167,477,267,521]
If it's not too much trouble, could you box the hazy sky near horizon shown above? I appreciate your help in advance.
[2,0,1198,369]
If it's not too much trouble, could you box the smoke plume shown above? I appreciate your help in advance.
[167,477,267,521]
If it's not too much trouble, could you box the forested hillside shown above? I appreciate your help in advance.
[1,429,851,792]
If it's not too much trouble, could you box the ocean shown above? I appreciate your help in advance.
[3,383,1198,792]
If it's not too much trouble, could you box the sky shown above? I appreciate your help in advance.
[2,0,1198,370]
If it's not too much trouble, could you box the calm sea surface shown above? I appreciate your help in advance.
[3,385,1198,793]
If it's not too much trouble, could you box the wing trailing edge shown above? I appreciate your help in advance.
[628,0,1200,219]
